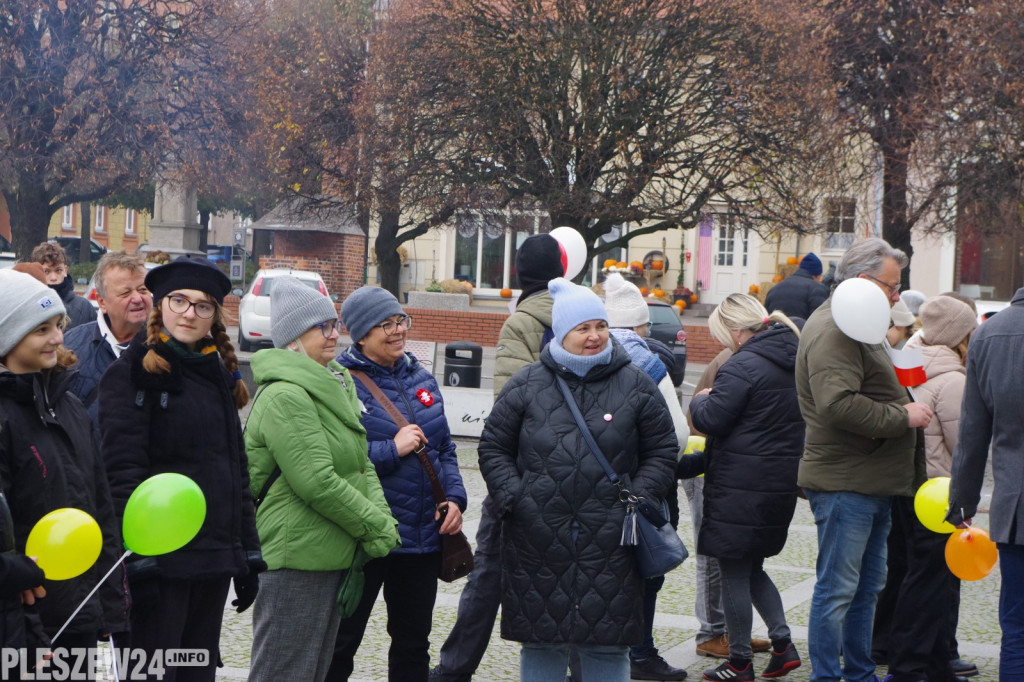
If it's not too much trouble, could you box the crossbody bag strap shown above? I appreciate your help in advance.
[246,381,281,510]
[349,369,448,507]
[555,376,620,487]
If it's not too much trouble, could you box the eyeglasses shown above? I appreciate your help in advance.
[377,315,413,336]
[314,320,340,338]
[862,273,902,297]
[166,294,216,319]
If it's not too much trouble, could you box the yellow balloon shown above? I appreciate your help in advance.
[914,477,956,534]
[26,508,102,581]
[684,435,706,455]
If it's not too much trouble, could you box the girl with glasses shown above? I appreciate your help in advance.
[98,257,264,681]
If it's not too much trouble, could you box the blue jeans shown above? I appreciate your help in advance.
[520,643,628,682]
[999,543,1024,680]
[805,490,891,682]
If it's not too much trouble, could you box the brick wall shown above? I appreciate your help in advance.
[259,231,367,302]
[683,325,727,364]
[403,307,508,346]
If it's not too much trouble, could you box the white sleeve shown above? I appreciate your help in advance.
[657,375,689,460]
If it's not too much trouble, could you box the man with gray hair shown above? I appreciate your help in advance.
[795,238,933,682]
[64,251,153,421]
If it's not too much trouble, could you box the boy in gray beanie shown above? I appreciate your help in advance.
[0,269,67,359]
[270,276,339,349]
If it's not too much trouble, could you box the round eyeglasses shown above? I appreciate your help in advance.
[314,320,340,338]
[377,315,413,336]
[166,294,216,319]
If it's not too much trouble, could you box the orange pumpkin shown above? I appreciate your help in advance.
[786,256,799,265]
[603,259,618,268]
[499,288,513,298]
[630,260,643,269]
[689,294,698,303]
[650,260,664,271]
[616,261,628,269]
[772,274,784,283]
[676,299,687,311]
[639,287,649,296]
[653,288,665,298]
[748,284,761,294]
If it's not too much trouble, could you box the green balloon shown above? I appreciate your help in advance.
[123,474,207,556]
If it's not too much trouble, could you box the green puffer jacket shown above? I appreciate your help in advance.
[246,349,400,571]
[493,291,553,396]
[795,297,922,497]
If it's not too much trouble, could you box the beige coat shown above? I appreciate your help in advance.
[904,338,965,478]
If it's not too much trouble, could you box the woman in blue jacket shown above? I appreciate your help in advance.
[683,293,804,682]
[328,286,467,682]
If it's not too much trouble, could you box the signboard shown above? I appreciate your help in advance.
[439,386,493,438]
[230,258,244,281]
[233,227,245,245]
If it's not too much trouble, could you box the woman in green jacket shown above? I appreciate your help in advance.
[246,277,399,682]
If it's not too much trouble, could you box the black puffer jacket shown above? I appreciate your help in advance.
[689,324,804,560]
[98,337,262,581]
[54,276,96,330]
[764,269,828,319]
[0,366,128,640]
[478,341,677,646]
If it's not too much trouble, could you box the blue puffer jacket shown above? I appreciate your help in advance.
[337,346,467,554]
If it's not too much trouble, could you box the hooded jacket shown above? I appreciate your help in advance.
[478,342,677,645]
[336,346,467,554]
[764,269,828,320]
[903,338,965,479]
[688,324,804,559]
[98,336,262,580]
[493,291,553,396]
[245,349,399,571]
[53,276,95,330]
[0,365,128,640]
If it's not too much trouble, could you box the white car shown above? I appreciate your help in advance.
[237,268,330,351]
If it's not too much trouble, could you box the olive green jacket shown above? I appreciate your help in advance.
[246,349,399,571]
[493,291,553,396]
[795,298,922,497]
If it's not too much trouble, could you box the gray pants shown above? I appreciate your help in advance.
[717,556,791,660]
[250,568,344,682]
[681,477,726,644]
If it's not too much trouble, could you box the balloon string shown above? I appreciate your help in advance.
[109,634,120,682]
[51,549,133,646]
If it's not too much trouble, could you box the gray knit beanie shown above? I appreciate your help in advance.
[270,276,338,348]
[0,270,67,357]
[341,286,404,343]
[919,296,977,349]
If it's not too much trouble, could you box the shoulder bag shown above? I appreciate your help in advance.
[349,370,474,583]
[555,375,687,579]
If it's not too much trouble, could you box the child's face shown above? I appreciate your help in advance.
[39,261,67,286]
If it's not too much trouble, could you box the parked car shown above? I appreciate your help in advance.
[84,261,160,309]
[50,237,107,264]
[976,300,1010,324]
[207,245,249,264]
[237,268,330,351]
[646,300,687,386]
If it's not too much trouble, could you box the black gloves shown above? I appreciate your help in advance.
[0,554,45,596]
[231,573,259,613]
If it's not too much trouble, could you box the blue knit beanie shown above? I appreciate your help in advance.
[341,286,404,343]
[799,253,823,276]
[548,277,607,344]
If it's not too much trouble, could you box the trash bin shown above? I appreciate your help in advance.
[444,341,482,388]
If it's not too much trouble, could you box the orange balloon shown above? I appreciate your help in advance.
[945,527,998,581]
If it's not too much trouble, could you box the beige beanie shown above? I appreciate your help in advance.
[919,296,977,348]
[890,299,915,327]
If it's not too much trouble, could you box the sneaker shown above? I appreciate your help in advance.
[427,667,471,682]
[750,637,771,654]
[949,659,979,678]
[761,643,801,678]
[630,654,688,681]
[696,634,730,658]
[702,661,754,682]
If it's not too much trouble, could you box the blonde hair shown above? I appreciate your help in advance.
[708,293,801,351]
[142,299,250,408]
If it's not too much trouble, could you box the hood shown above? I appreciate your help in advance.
[905,338,965,381]
[736,323,800,372]
[515,290,554,328]
[336,343,421,378]
[251,348,365,428]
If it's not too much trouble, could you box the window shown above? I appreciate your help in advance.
[825,198,856,250]
[714,213,748,267]
[62,205,74,232]
[94,206,106,233]
[125,209,136,235]
[452,207,551,291]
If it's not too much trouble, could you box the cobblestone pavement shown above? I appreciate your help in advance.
[215,438,1002,681]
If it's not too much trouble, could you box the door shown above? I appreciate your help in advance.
[696,213,754,304]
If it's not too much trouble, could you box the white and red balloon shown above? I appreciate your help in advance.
[549,226,588,281]
[831,277,891,344]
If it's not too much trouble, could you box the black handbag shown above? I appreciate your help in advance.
[555,376,688,579]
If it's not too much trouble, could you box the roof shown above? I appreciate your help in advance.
[250,199,364,236]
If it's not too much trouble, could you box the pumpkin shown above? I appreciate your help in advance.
[653,288,665,298]
[676,299,687,311]
[499,288,513,298]
[616,261,627,269]
[639,287,649,296]
[772,274,784,283]
[630,260,643,269]
[749,284,760,294]
[786,256,799,265]
[650,260,664,271]
[689,294,698,303]
[603,259,617,268]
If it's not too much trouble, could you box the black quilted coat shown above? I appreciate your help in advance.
[689,324,804,560]
[478,341,677,646]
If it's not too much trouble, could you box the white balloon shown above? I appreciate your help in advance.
[831,277,892,344]
[549,226,588,280]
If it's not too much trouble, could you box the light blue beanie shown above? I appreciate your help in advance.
[341,286,404,343]
[548,277,607,344]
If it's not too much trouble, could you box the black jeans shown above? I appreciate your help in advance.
[327,552,440,682]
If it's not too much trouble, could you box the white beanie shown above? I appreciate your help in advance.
[603,272,649,328]
[0,270,67,357]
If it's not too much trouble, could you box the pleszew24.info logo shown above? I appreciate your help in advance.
[1,648,209,680]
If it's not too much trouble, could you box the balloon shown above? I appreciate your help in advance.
[945,527,998,581]
[26,508,102,581]
[684,435,706,455]
[831,278,891,344]
[122,474,206,556]
[914,477,956,534]
[549,226,588,280]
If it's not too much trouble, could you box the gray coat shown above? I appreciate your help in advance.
[948,287,1024,545]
